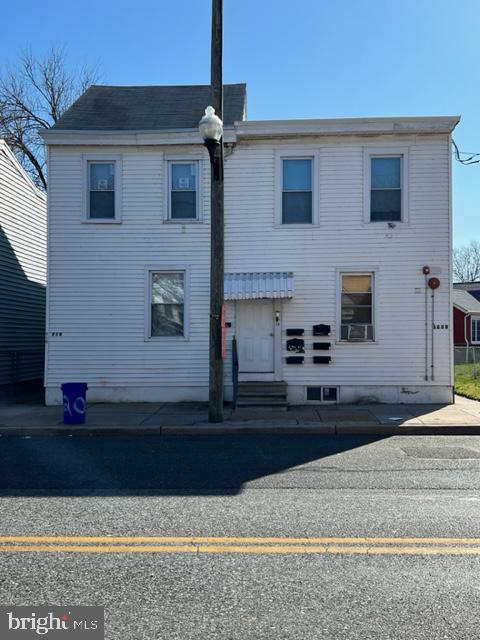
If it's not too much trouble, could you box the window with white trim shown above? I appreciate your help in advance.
[340,273,374,341]
[364,149,408,223]
[84,156,121,222]
[281,158,313,224]
[168,161,199,220]
[472,318,480,344]
[86,161,117,220]
[370,156,401,221]
[149,271,185,337]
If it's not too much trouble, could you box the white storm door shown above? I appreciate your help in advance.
[237,300,275,373]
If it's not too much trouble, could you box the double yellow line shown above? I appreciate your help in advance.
[1,536,480,554]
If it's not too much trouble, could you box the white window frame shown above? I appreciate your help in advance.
[164,156,203,223]
[336,269,378,344]
[82,154,122,223]
[305,386,338,404]
[144,266,190,341]
[275,149,319,226]
[363,146,409,224]
[471,317,480,344]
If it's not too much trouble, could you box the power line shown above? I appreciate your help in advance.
[452,139,480,165]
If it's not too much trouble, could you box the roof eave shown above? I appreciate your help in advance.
[39,127,237,146]
[454,304,480,315]
[234,116,461,139]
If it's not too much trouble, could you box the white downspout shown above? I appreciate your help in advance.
[465,313,471,363]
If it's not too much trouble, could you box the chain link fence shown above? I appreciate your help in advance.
[454,347,480,399]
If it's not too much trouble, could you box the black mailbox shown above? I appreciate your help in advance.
[313,324,331,336]
[286,338,305,353]
[313,342,330,350]
[286,328,304,336]
[286,356,304,364]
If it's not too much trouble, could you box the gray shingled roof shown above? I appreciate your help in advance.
[453,288,480,314]
[52,84,246,131]
[453,282,480,302]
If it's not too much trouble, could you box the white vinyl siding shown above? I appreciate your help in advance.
[224,137,451,390]
[0,143,46,385]
[46,146,209,394]
[45,133,451,401]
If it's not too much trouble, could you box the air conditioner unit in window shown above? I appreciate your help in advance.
[347,324,368,341]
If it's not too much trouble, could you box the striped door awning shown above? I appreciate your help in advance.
[224,272,294,300]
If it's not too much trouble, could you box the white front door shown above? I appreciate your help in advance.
[237,300,275,379]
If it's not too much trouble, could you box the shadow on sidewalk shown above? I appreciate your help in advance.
[0,434,385,497]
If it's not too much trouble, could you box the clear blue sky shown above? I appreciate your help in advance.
[1,0,478,247]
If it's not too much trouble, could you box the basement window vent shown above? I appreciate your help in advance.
[306,386,338,403]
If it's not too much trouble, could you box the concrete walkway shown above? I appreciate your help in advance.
[1,394,480,435]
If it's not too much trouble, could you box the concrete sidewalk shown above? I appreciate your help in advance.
[1,394,480,435]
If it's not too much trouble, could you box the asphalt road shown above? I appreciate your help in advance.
[1,434,480,639]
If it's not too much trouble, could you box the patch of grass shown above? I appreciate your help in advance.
[455,363,480,400]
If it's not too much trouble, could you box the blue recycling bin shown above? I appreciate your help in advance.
[61,382,88,425]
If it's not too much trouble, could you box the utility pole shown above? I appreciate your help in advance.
[208,0,224,422]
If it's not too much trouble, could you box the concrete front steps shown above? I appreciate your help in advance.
[236,381,288,410]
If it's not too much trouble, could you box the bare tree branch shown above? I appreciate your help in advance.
[454,241,480,283]
[0,46,100,188]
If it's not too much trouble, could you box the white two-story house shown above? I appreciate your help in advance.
[40,83,459,406]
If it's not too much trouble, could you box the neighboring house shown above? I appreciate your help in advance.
[452,287,480,346]
[40,84,458,405]
[453,282,480,303]
[0,140,47,394]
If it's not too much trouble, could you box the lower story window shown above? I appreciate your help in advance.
[472,318,480,344]
[150,271,185,337]
[340,273,374,341]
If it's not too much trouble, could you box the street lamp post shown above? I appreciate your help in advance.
[199,36,225,423]
[199,0,224,423]
[198,0,224,423]
[199,104,224,423]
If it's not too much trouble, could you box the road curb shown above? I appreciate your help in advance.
[1,423,480,436]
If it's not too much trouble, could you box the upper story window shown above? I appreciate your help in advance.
[84,156,121,223]
[340,273,374,342]
[149,270,186,337]
[364,148,408,224]
[282,158,313,224]
[168,161,200,221]
[370,157,401,221]
[89,162,115,218]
